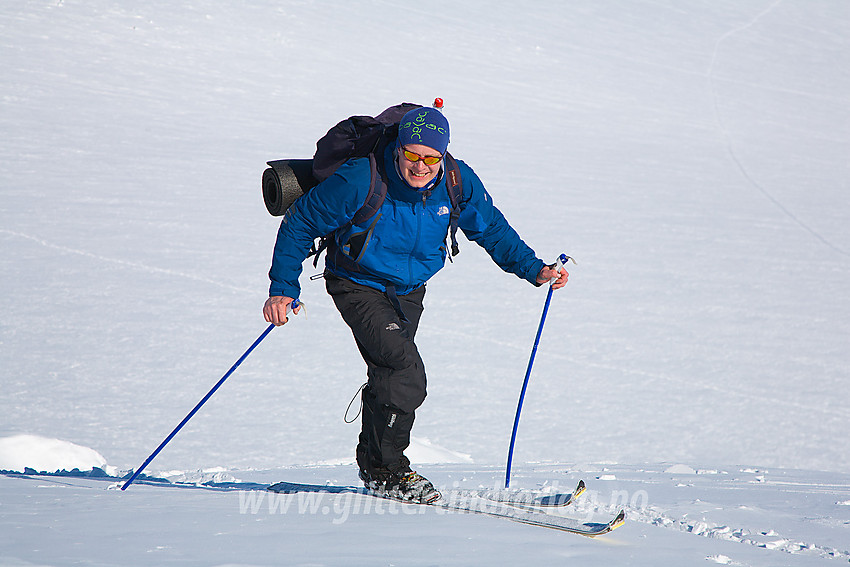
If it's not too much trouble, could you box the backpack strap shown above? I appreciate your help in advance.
[313,153,388,270]
[443,152,463,257]
[352,153,387,225]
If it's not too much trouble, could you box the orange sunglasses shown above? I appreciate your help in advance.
[401,147,443,166]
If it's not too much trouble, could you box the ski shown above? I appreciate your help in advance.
[505,507,625,536]
[266,479,585,508]
[436,485,623,537]
[265,479,584,507]
[267,480,624,537]
[468,479,586,508]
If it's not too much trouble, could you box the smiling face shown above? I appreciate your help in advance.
[398,144,443,189]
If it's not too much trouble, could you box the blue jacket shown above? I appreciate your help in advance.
[269,144,545,299]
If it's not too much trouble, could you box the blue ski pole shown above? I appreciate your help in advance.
[121,301,299,490]
[505,256,571,488]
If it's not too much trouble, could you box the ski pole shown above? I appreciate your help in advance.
[505,256,571,488]
[121,301,298,490]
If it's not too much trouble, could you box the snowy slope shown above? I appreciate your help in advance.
[1,0,849,565]
[2,445,850,566]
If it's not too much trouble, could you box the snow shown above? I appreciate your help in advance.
[665,464,697,475]
[0,434,110,474]
[1,0,849,565]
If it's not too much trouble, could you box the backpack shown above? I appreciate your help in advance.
[262,102,464,270]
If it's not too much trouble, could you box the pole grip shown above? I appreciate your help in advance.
[549,254,573,285]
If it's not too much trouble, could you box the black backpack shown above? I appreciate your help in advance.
[262,102,464,270]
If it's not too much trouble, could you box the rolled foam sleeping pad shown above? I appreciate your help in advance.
[262,159,318,216]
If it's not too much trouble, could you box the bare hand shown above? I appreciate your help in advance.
[536,265,569,289]
[263,296,301,326]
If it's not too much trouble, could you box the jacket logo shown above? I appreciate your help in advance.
[437,206,450,216]
[386,322,400,331]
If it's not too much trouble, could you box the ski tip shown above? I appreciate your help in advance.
[575,479,587,498]
[582,509,626,538]
[609,509,626,531]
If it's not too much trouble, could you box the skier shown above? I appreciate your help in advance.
[263,105,568,503]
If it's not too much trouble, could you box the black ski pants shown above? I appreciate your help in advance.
[326,273,426,473]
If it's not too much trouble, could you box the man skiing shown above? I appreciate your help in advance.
[263,104,568,503]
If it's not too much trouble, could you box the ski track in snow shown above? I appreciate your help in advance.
[430,325,850,422]
[560,464,850,563]
[627,503,850,562]
[705,0,785,77]
[0,228,253,294]
[706,0,850,259]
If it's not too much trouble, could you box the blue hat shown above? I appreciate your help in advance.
[398,107,450,155]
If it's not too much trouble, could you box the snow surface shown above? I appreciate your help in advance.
[0,434,111,475]
[1,0,849,565]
